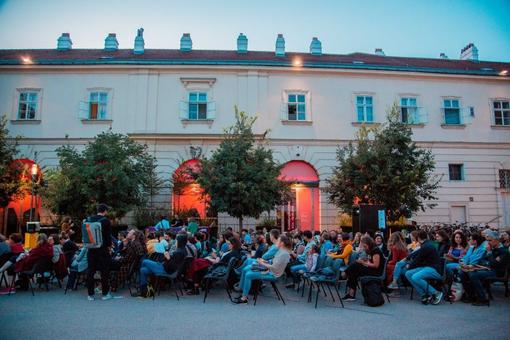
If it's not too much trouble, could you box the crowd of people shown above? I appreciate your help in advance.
[0,204,509,308]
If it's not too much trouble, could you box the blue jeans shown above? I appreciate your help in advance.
[242,270,275,296]
[467,269,496,301]
[290,264,307,283]
[393,260,408,283]
[139,259,166,286]
[405,266,441,297]
[445,262,459,276]
[238,259,257,288]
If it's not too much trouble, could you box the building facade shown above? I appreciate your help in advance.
[1,32,509,232]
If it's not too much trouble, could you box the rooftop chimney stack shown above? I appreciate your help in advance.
[309,37,322,56]
[57,33,72,51]
[237,33,248,54]
[440,53,448,59]
[180,33,192,52]
[275,34,285,57]
[104,33,119,51]
[460,43,478,61]
[375,48,385,56]
[133,28,145,54]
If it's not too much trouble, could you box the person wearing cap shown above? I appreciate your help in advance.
[86,203,113,301]
[461,230,510,306]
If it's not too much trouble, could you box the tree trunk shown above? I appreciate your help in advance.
[238,216,243,232]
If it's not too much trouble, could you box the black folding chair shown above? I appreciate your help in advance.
[310,259,345,308]
[359,257,391,304]
[203,257,238,303]
[10,257,54,296]
[253,275,286,306]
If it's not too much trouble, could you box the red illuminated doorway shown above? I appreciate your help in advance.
[277,161,320,232]
[172,159,207,218]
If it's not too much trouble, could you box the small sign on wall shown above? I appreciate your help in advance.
[378,210,386,229]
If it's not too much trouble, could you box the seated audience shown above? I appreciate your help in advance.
[155,215,170,231]
[374,233,389,258]
[328,233,353,265]
[320,233,333,256]
[0,234,25,274]
[286,230,316,289]
[61,232,79,268]
[146,232,158,255]
[14,234,53,290]
[233,235,292,304]
[446,233,486,275]
[48,234,64,264]
[444,230,468,265]
[500,231,510,248]
[66,246,88,290]
[435,230,451,257]
[404,230,443,305]
[386,231,408,286]
[352,232,363,252]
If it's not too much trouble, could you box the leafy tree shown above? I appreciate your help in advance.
[195,107,288,229]
[0,116,23,208]
[325,103,440,223]
[41,131,159,221]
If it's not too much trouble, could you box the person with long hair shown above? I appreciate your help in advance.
[445,231,468,266]
[137,233,187,298]
[386,231,408,286]
[446,232,486,275]
[342,235,384,301]
[14,233,54,290]
[435,230,451,257]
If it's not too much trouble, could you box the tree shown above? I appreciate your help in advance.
[40,131,159,221]
[195,107,288,229]
[0,116,23,208]
[325,103,440,223]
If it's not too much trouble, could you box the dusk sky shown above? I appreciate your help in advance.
[0,0,509,61]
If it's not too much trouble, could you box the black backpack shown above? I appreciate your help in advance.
[361,280,385,307]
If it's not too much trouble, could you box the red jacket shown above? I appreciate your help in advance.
[15,243,53,272]
[10,243,24,255]
[388,246,408,266]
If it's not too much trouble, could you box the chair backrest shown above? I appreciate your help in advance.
[315,254,327,271]
[30,256,53,275]
[331,259,344,280]
[322,256,333,269]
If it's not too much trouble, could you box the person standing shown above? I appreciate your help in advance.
[86,204,113,301]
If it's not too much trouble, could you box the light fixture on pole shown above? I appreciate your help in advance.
[29,163,38,222]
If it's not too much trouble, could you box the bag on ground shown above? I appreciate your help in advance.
[361,280,385,307]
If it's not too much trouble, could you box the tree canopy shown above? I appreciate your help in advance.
[325,104,440,222]
[195,107,288,229]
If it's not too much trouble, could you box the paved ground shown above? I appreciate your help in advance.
[0,281,509,340]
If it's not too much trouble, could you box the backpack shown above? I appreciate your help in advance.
[361,280,385,307]
[82,217,106,249]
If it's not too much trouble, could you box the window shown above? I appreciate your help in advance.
[400,97,418,124]
[17,91,38,120]
[443,99,461,125]
[287,93,306,121]
[449,164,464,181]
[89,92,108,119]
[500,169,510,189]
[356,96,374,122]
[493,100,510,126]
[188,92,208,120]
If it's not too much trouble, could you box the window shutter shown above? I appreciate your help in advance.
[462,107,474,124]
[78,101,89,119]
[179,101,189,120]
[206,101,216,120]
[418,108,428,124]
[281,102,288,120]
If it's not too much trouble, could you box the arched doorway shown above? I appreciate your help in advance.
[278,161,320,232]
[4,159,42,236]
[172,159,207,218]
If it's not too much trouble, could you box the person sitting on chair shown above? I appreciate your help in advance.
[14,233,53,290]
[404,230,443,305]
[328,233,353,265]
[0,234,24,274]
[137,234,187,298]
[286,230,316,289]
[446,232,486,276]
[341,235,384,301]
[460,231,510,306]
[232,235,291,304]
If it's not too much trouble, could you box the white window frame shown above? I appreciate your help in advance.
[399,96,422,124]
[354,94,374,123]
[179,78,216,123]
[491,98,510,126]
[88,91,109,120]
[15,88,42,121]
[281,90,311,123]
[187,91,209,120]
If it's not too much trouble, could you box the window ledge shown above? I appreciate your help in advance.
[10,119,41,124]
[281,120,313,125]
[405,123,425,128]
[441,124,466,129]
[490,125,510,130]
[81,119,113,124]
[181,119,214,127]
[351,122,380,126]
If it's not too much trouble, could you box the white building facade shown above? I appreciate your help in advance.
[1,33,509,231]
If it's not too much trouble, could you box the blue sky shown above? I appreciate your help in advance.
[0,0,509,61]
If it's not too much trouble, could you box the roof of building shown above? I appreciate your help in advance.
[0,49,509,77]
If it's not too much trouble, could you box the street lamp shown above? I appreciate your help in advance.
[29,163,38,222]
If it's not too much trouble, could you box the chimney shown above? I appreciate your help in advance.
[309,37,322,56]
[374,48,385,56]
[460,43,478,61]
[57,33,72,51]
[237,33,248,54]
[180,33,192,52]
[104,33,119,51]
[134,28,144,54]
[275,34,285,57]
[439,53,448,59]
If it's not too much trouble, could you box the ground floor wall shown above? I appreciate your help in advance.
[4,138,510,234]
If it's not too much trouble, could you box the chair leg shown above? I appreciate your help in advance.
[315,285,320,309]
[153,278,159,301]
[8,273,17,296]
[327,284,335,302]
[173,280,180,301]
[203,279,210,303]
[29,277,35,296]
[321,282,327,297]
[301,279,306,297]
[272,282,285,305]
[504,281,509,297]
[334,285,344,308]
[308,282,313,303]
